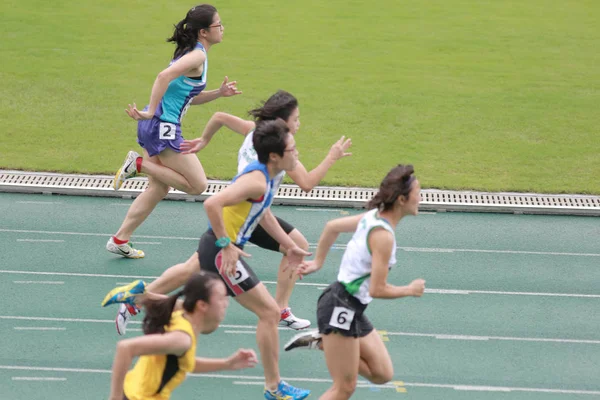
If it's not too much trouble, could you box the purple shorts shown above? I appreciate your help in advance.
[137,117,184,157]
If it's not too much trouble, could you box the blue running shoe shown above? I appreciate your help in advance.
[264,380,310,400]
[101,280,146,307]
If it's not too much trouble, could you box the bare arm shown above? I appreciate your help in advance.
[287,136,352,192]
[191,77,242,105]
[109,331,191,399]
[258,210,301,254]
[297,213,365,277]
[193,349,258,373]
[145,50,206,116]
[368,229,425,299]
[181,112,255,154]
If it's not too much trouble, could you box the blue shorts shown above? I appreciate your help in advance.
[137,117,183,157]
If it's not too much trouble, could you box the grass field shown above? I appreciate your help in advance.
[1,0,599,193]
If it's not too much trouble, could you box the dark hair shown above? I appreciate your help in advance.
[142,271,220,334]
[252,119,290,164]
[167,4,218,59]
[248,90,298,123]
[366,164,416,211]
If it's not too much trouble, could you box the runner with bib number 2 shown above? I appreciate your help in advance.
[285,164,426,400]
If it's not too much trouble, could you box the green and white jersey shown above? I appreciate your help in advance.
[238,130,285,190]
[337,209,397,304]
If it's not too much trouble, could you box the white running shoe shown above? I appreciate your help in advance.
[106,237,145,259]
[279,308,311,330]
[113,150,140,190]
[116,303,139,336]
[284,329,322,352]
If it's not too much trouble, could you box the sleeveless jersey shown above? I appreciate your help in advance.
[337,209,397,304]
[220,161,275,246]
[238,131,285,192]
[123,311,196,400]
[156,42,208,125]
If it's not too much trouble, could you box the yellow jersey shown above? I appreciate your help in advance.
[123,311,196,400]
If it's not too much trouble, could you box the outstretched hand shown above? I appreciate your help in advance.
[180,137,208,154]
[327,136,352,161]
[227,348,258,370]
[219,76,242,97]
[125,103,153,121]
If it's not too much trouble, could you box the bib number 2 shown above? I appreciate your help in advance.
[159,122,176,140]
[329,306,355,330]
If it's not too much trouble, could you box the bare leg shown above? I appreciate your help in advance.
[144,148,207,195]
[114,150,170,241]
[274,229,308,310]
[145,253,200,294]
[320,333,360,400]
[234,283,282,391]
[357,330,394,384]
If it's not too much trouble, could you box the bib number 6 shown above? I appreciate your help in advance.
[159,122,176,140]
[329,306,355,330]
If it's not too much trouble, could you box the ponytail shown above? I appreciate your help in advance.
[367,164,416,211]
[142,290,184,334]
[166,5,218,60]
[248,90,298,123]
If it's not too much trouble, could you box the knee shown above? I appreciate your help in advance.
[333,378,357,399]
[187,178,207,196]
[148,182,170,197]
[256,300,280,325]
[289,230,309,251]
[369,365,394,385]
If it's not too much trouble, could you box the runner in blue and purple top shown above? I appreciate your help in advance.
[106,4,241,260]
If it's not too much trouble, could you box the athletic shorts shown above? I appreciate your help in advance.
[248,217,295,252]
[137,113,183,157]
[317,282,373,338]
[197,229,260,297]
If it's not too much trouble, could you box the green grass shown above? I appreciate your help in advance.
[1,0,599,193]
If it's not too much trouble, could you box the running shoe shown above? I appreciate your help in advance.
[113,150,140,190]
[264,380,310,400]
[116,303,139,336]
[279,308,311,330]
[101,279,146,307]
[106,237,145,259]
[284,329,322,352]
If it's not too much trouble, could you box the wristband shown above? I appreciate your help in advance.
[215,236,231,248]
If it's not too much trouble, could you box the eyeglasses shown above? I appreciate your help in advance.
[208,23,224,31]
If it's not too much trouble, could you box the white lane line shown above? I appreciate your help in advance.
[14,327,66,331]
[11,315,600,345]
[17,239,65,243]
[12,377,66,381]
[1,228,598,257]
[294,208,344,212]
[0,365,598,395]
[2,270,598,298]
[224,330,256,334]
[13,281,64,285]
[132,241,161,245]
[15,201,62,205]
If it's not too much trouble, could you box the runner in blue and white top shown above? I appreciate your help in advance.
[106,4,242,261]
[180,90,353,331]
[284,164,426,400]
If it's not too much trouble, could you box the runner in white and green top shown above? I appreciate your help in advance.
[284,164,426,400]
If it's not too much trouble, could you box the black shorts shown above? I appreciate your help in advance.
[317,282,374,338]
[197,229,260,297]
[248,216,295,252]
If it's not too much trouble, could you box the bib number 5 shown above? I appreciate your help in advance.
[329,307,355,330]
[159,122,176,140]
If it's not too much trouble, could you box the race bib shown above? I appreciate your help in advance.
[159,122,176,140]
[329,306,355,330]
[228,260,250,285]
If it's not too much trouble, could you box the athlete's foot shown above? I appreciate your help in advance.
[115,303,140,336]
[284,329,322,352]
[101,280,147,307]
[264,380,310,400]
[106,237,145,259]
[278,307,311,330]
[113,150,140,190]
